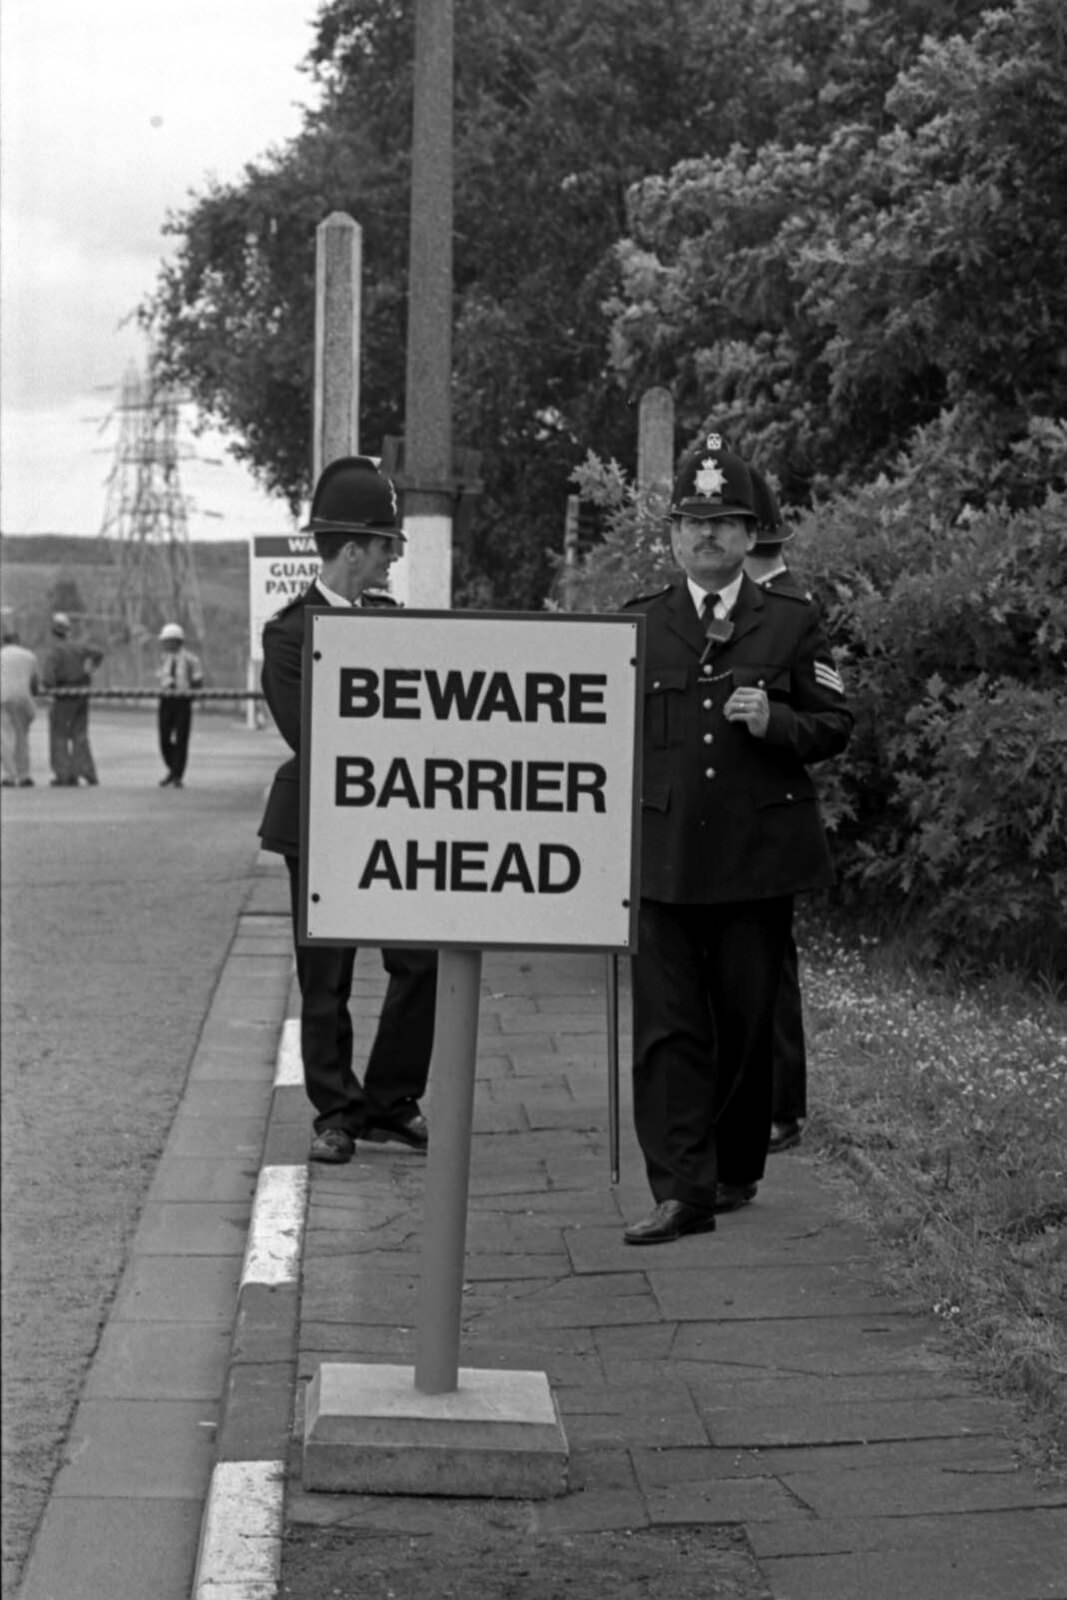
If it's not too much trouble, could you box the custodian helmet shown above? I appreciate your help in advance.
[670,432,757,522]
[303,455,405,542]
[749,464,794,546]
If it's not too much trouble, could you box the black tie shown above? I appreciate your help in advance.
[701,592,720,624]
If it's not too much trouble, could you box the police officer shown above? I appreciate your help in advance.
[258,456,437,1165]
[621,434,852,1245]
[156,622,204,788]
[745,467,810,1154]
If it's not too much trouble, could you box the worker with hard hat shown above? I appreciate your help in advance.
[156,622,204,788]
[40,612,105,787]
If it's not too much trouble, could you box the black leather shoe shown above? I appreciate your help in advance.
[624,1199,717,1245]
[714,1182,758,1213]
[309,1127,355,1164]
[365,1108,428,1151]
[768,1119,802,1154]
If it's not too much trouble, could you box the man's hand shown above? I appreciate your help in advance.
[723,683,769,737]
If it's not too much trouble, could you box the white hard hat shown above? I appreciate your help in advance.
[159,622,184,643]
[51,611,72,632]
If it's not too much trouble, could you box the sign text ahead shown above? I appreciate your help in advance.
[301,610,643,950]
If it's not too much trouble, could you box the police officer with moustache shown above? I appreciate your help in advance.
[622,435,852,1245]
[745,466,812,1155]
[258,456,437,1165]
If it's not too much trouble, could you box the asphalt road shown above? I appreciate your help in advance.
[0,705,287,1597]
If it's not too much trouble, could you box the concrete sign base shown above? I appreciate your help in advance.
[303,1362,569,1498]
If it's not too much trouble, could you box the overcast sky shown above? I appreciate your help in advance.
[1,1,323,540]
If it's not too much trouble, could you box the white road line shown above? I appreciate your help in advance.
[274,1017,303,1088]
[240,1163,308,1287]
[194,1458,285,1599]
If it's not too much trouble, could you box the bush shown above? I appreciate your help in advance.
[563,418,1067,981]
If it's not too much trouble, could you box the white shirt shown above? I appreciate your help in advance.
[687,570,745,621]
[316,577,355,608]
[0,643,39,705]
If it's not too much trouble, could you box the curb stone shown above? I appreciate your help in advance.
[191,1028,307,1599]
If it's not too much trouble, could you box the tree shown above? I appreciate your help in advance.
[607,0,1067,504]
[143,0,1017,605]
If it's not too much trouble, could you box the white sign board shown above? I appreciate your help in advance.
[249,535,321,661]
[301,610,643,951]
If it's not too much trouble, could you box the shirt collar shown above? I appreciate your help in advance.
[687,570,745,619]
[316,576,358,608]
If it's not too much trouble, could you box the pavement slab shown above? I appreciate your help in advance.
[17,1498,203,1600]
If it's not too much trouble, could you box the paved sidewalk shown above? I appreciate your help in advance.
[14,855,294,1600]
[223,879,1066,1600]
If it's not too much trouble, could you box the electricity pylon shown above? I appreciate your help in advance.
[99,363,206,678]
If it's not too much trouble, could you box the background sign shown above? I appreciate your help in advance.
[248,535,321,661]
[301,610,643,950]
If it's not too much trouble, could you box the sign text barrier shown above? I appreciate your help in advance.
[300,610,643,951]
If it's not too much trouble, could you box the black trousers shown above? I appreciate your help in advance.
[285,856,437,1135]
[772,931,807,1123]
[632,896,793,1208]
[158,696,193,781]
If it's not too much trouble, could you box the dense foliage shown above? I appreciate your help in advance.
[564,412,1067,979]
[139,0,1066,609]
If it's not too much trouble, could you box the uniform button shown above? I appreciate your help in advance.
[702,698,712,709]
[703,732,713,744]
[652,679,660,689]
[704,767,716,779]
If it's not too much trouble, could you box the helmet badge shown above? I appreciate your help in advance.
[694,459,725,498]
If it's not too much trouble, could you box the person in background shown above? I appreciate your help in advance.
[620,432,852,1245]
[0,628,40,788]
[258,455,438,1166]
[156,622,204,788]
[39,613,103,787]
[745,466,811,1154]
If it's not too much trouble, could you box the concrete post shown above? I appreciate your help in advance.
[392,0,454,609]
[637,386,674,496]
[313,212,362,478]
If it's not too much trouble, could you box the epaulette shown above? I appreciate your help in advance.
[622,585,672,609]
[761,573,814,604]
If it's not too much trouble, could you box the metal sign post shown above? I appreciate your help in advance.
[414,946,482,1394]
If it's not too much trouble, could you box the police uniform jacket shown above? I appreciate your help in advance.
[258,580,397,857]
[624,575,852,905]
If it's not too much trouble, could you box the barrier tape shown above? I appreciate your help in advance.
[40,688,264,701]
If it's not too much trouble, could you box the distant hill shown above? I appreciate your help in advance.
[0,534,257,691]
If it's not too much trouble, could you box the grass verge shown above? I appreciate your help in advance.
[798,913,1066,1469]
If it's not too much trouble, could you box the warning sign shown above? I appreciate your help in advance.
[301,609,643,951]
[249,535,321,661]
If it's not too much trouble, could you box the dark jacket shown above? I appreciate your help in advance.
[258,581,397,857]
[40,639,103,689]
[623,575,852,904]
